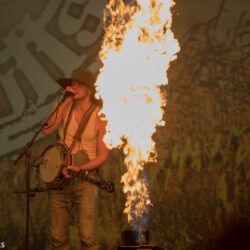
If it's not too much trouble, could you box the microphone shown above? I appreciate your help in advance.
[64,91,75,97]
[56,77,75,100]
[62,90,75,101]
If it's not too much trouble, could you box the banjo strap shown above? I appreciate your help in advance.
[63,101,75,141]
[64,103,96,163]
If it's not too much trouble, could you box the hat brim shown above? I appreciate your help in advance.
[56,78,94,90]
[56,78,73,89]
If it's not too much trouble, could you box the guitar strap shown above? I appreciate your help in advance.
[63,102,96,164]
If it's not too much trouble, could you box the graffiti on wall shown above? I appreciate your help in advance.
[0,0,106,158]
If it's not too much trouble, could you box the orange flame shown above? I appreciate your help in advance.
[96,0,179,229]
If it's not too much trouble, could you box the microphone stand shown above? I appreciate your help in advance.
[13,96,67,250]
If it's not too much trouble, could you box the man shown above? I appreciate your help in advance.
[42,68,109,250]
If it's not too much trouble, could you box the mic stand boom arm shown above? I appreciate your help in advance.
[13,97,66,250]
[14,96,67,166]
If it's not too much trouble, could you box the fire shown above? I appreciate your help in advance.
[96,0,179,230]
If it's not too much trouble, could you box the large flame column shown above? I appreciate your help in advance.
[96,0,179,232]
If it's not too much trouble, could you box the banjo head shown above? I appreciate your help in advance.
[39,143,67,183]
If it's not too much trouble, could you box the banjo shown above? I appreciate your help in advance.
[37,142,114,193]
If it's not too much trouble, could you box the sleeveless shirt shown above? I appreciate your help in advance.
[59,102,98,160]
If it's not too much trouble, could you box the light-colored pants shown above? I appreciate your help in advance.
[49,177,98,250]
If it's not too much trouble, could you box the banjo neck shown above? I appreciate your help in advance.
[67,169,114,193]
